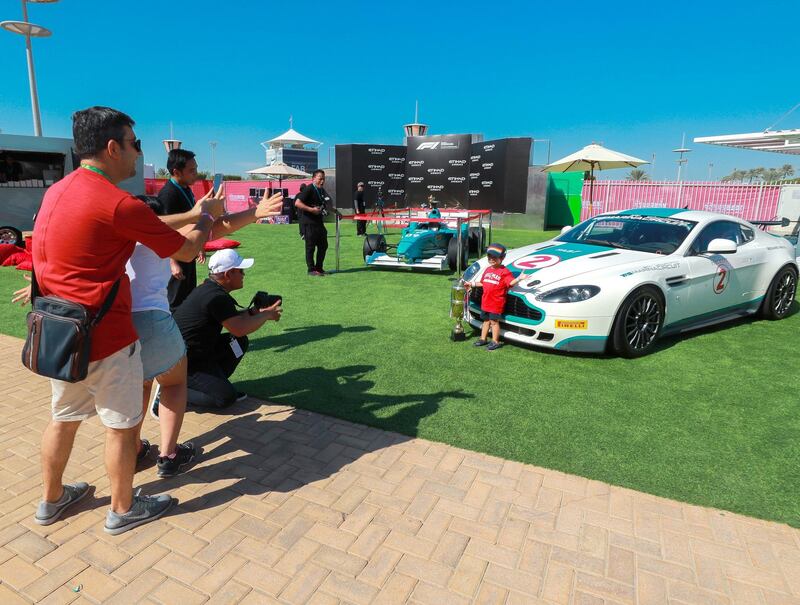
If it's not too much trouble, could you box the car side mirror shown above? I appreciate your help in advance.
[560,225,572,235]
[706,238,737,254]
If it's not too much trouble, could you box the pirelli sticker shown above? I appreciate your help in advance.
[555,319,588,330]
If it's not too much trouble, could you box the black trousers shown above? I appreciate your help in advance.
[355,204,366,235]
[302,223,328,272]
[167,260,197,313]
[186,334,249,408]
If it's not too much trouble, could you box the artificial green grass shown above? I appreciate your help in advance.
[2,224,798,526]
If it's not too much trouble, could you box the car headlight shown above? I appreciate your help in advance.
[535,285,600,303]
[462,261,481,282]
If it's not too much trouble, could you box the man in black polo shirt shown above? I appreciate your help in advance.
[158,149,208,310]
[294,169,331,275]
[173,249,282,408]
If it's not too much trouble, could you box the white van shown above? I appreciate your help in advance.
[0,133,144,245]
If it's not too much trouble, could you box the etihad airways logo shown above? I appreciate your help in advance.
[469,172,480,179]
[470,155,481,162]
[448,176,466,183]
[427,168,444,175]
[408,176,424,183]
[408,160,424,167]
[481,180,494,187]
[427,185,444,191]
[482,163,494,170]
[416,141,459,150]
[388,189,404,195]
[368,164,385,171]
[483,144,495,152]
[449,159,467,166]
[368,180,385,186]
[368,148,385,154]
[389,156,404,163]
[388,173,404,179]
[469,189,480,196]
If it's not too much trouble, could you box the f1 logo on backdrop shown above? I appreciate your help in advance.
[417,142,440,150]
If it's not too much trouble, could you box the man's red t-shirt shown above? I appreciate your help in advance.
[479,265,515,314]
[33,168,186,361]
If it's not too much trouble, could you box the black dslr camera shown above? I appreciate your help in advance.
[319,200,329,217]
[250,291,282,309]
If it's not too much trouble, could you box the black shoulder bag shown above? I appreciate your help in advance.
[22,269,121,383]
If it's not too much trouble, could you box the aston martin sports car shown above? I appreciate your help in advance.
[463,208,798,357]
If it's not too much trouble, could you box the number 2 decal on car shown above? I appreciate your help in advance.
[511,254,561,271]
[714,265,728,294]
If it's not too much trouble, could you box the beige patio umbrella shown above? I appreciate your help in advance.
[542,143,648,213]
[247,161,310,189]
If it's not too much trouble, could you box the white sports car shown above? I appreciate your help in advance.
[463,208,798,357]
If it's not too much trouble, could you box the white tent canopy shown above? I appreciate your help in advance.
[261,128,321,149]
[542,143,647,173]
[694,130,800,156]
[246,162,310,178]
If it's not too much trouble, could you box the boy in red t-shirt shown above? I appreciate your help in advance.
[465,243,527,351]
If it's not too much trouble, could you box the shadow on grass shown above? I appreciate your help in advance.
[136,364,472,516]
[249,324,375,353]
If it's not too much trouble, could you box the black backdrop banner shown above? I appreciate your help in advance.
[468,137,531,212]
[405,135,471,207]
[337,136,530,212]
[335,144,406,210]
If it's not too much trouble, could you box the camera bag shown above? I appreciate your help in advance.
[22,269,120,383]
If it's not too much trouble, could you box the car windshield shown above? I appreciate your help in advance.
[557,214,697,255]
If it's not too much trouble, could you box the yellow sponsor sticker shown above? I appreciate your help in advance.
[555,319,588,330]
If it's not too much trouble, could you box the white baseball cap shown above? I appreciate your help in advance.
[208,249,254,274]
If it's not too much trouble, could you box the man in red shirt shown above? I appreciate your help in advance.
[465,243,527,351]
[32,106,218,534]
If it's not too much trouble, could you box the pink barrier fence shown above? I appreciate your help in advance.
[580,181,782,222]
[144,178,211,199]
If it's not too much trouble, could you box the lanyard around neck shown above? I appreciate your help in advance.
[170,178,195,206]
[81,164,112,181]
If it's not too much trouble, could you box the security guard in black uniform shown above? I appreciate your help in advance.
[294,169,330,276]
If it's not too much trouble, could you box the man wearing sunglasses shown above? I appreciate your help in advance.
[31,106,218,534]
[173,249,282,409]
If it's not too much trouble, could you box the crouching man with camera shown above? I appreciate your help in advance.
[173,249,282,408]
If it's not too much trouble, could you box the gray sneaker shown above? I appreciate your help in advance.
[104,492,174,535]
[35,482,90,525]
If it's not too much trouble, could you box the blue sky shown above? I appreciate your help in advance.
[0,0,796,180]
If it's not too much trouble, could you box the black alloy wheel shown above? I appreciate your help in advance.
[760,266,797,320]
[611,286,664,358]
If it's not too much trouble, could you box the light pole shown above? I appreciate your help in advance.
[209,141,218,175]
[1,0,59,136]
[162,121,181,153]
[707,162,713,181]
[672,133,691,182]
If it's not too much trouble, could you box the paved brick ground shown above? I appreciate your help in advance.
[0,334,798,604]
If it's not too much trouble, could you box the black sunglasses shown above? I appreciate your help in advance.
[121,137,142,153]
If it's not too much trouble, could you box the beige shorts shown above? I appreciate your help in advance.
[50,341,144,429]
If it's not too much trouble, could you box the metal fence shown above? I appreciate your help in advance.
[580,181,784,223]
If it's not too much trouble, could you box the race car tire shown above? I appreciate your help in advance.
[363,234,387,259]
[468,227,487,254]
[0,226,22,247]
[610,286,664,358]
[759,264,797,320]
[447,237,469,272]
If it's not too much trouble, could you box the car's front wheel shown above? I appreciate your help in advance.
[0,226,22,247]
[759,265,797,320]
[363,234,387,260]
[611,286,664,358]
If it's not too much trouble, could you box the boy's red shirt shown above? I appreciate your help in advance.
[479,265,515,314]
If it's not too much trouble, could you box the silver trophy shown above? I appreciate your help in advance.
[450,280,467,341]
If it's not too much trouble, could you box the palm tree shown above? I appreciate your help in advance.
[745,168,764,183]
[155,167,169,178]
[780,164,795,180]
[762,168,782,182]
[722,169,746,182]
[626,169,650,181]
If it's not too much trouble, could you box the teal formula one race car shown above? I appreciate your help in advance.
[362,206,486,271]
